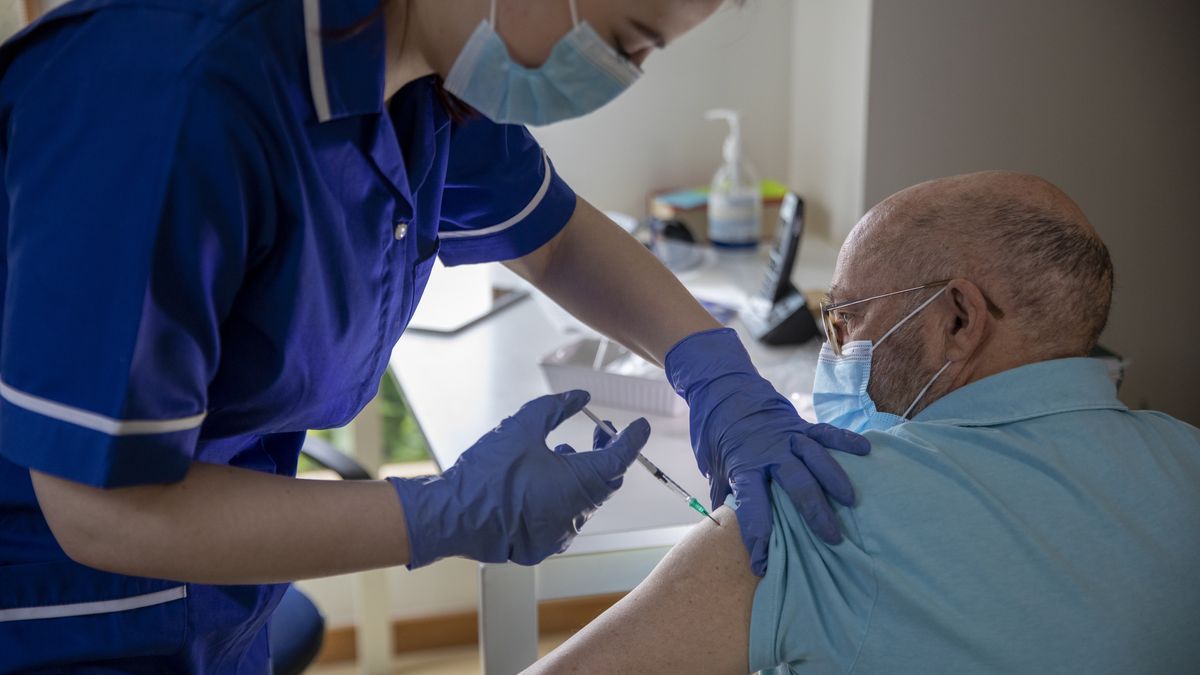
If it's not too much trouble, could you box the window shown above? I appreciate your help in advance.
[299,371,431,474]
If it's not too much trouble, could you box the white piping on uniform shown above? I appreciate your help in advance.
[440,151,553,240]
[0,585,187,623]
[303,0,332,123]
[0,379,206,436]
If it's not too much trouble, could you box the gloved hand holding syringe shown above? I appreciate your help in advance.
[582,406,720,526]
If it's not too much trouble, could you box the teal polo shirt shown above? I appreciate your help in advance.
[749,357,1200,674]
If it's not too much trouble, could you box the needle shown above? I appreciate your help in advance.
[581,406,721,526]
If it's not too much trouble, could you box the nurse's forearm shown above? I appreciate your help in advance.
[31,462,410,584]
[507,196,720,366]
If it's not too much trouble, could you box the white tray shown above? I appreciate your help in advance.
[539,338,687,417]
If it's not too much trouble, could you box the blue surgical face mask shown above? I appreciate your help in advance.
[443,0,642,126]
[812,287,953,433]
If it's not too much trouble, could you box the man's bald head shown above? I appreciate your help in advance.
[843,171,1113,357]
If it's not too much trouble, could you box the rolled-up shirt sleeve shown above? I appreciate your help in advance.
[746,483,877,673]
[0,63,264,488]
[436,119,577,266]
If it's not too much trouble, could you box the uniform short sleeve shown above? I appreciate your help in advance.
[0,36,264,487]
[436,118,577,266]
[746,483,877,673]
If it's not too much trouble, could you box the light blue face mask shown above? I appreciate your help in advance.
[443,0,643,126]
[812,287,953,433]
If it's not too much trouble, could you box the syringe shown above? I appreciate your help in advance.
[581,406,720,526]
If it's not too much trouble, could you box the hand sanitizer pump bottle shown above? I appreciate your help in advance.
[705,109,761,248]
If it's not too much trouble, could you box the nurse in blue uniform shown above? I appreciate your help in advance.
[0,0,868,671]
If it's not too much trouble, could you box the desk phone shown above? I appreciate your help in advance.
[742,191,821,345]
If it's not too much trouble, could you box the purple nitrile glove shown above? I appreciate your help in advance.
[388,390,650,568]
[665,328,870,576]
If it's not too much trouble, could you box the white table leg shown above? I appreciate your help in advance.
[349,397,394,674]
[479,562,538,675]
[352,569,393,675]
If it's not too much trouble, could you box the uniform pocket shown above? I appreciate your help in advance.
[398,240,441,335]
[0,559,187,671]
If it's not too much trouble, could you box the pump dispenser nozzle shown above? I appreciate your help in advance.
[704,108,760,248]
[705,108,743,166]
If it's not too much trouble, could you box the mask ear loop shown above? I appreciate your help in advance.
[569,0,580,26]
[902,360,953,419]
[876,286,947,348]
[489,0,497,27]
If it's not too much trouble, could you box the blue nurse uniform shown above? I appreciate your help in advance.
[0,0,577,671]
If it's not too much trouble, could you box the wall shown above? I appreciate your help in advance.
[532,0,795,219]
[787,0,873,241]
[0,3,25,40]
[864,0,1200,422]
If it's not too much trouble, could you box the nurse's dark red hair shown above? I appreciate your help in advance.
[325,0,478,122]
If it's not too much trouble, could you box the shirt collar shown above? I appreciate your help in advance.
[912,357,1127,427]
[302,0,387,122]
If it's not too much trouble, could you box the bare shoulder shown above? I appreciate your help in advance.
[527,506,758,674]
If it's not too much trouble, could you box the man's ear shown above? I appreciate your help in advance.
[941,279,991,362]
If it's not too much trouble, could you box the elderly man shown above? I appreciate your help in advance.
[530,171,1200,674]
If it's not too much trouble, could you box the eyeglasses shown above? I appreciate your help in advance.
[820,279,1005,355]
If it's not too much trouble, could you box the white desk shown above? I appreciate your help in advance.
[389,240,836,674]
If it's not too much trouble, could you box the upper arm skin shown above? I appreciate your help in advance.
[501,198,568,287]
[526,505,759,674]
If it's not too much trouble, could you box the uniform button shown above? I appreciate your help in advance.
[393,221,408,240]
